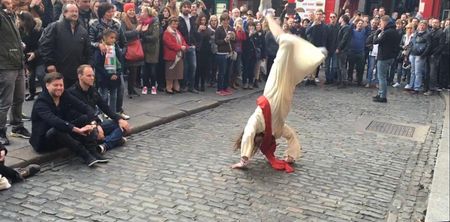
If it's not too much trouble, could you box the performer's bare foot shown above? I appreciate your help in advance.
[285,156,295,164]
[231,157,249,169]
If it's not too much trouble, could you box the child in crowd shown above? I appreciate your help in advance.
[94,29,122,115]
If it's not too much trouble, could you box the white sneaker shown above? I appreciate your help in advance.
[404,84,412,89]
[142,86,148,95]
[151,86,157,95]
[315,78,320,83]
[119,112,130,120]
[0,175,11,191]
[392,83,401,88]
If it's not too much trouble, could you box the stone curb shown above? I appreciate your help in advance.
[425,91,450,222]
[5,90,261,168]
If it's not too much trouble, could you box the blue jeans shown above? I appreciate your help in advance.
[367,55,378,84]
[100,119,123,150]
[183,47,197,90]
[377,58,394,99]
[99,87,118,113]
[216,54,231,91]
[409,55,426,91]
[325,52,338,82]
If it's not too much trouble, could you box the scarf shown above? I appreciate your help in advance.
[167,26,183,69]
[257,96,294,173]
[140,16,153,26]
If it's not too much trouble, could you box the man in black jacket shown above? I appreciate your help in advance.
[325,13,339,84]
[30,72,107,167]
[178,0,199,93]
[67,65,131,153]
[305,9,328,85]
[424,18,443,95]
[336,14,352,88]
[372,15,402,102]
[39,3,91,88]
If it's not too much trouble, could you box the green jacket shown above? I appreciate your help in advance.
[0,10,24,70]
[141,19,160,64]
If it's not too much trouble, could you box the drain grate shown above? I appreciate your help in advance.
[366,120,416,137]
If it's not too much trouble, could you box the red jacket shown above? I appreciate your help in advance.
[163,29,188,61]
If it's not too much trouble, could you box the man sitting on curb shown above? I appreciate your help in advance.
[0,143,40,191]
[29,72,107,167]
[67,65,131,153]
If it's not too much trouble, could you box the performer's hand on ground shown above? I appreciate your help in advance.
[231,157,249,169]
[285,156,295,164]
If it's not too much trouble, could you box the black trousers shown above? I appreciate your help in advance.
[36,129,96,160]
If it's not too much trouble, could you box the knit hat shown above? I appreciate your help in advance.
[124,3,135,13]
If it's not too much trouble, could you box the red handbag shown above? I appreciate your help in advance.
[125,39,144,62]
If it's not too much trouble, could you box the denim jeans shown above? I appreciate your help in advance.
[367,55,378,84]
[99,87,118,114]
[216,54,231,91]
[116,75,125,113]
[377,58,395,99]
[28,64,46,95]
[183,47,197,90]
[409,55,426,91]
[325,52,338,82]
[100,119,123,150]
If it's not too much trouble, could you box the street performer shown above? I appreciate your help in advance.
[232,14,326,173]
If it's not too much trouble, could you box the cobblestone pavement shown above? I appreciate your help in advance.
[0,86,445,222]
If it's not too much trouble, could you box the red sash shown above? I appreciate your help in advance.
[256,96,294,173]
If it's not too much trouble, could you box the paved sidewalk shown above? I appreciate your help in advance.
[4,86,263,168]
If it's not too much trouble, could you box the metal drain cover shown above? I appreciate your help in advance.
[366,121,415,137]
[355,118,430,142]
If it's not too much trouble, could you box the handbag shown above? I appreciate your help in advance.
[228,42,237,61]
[125,39,144,62]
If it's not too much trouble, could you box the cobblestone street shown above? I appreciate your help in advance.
[0,86,445,222]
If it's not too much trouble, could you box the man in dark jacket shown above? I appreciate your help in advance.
[372,15,402,102]
[305,9,328,84]
[67,65,131,153]
[336,14,352,88]
[39,3,91,88]
[30,72,107,167]
[406,20,431,94]
[438,20,450,90]
[178,0,199,93]
[0,8,31,145]
[325,13,339,84]
[424,18,443,95]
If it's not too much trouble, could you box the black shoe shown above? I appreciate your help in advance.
[83,154,99,167]
[373,96,387,103]
[372,95,380,100]
[15,164,41,178]
[91,145,109,163]
[324,81,334,85]
[253,82,259,88]
[11,127,31,139]
[25,94,35,101]
[21,113,31,121]
[0,130,10,145]
[157,87,165,92]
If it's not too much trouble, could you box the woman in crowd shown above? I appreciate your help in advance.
[215,14,235,96]
[252,21,266,88]
[90,0,100,19]
[241,21,257,90]
[139,6,160,95]
[195,13,213,91]
[156,6,171,92]
[163,16,188,94]
[121,2,143,97]
[394,23,414,88]
[18,11,44,101]
[208,14,219,87]
[231,17,244,90]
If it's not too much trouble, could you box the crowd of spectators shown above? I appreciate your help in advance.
[1,0,450,189]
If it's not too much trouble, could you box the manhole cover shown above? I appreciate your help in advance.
[366,121,415,137]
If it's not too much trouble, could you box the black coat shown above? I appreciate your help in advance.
[67,82,122,122]
[429,28,444,56]
[306,23,328,47]
[326,23,340,53]
[29,90,96,152]
[39,19,91,82]
[178,15,199,46]
[337,24,352,52]
[373,22,402,60]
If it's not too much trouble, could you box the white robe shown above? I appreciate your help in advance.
[240,33,325,159]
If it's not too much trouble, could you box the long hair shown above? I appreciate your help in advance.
[17,11,36,34]
[233,130,264,157]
